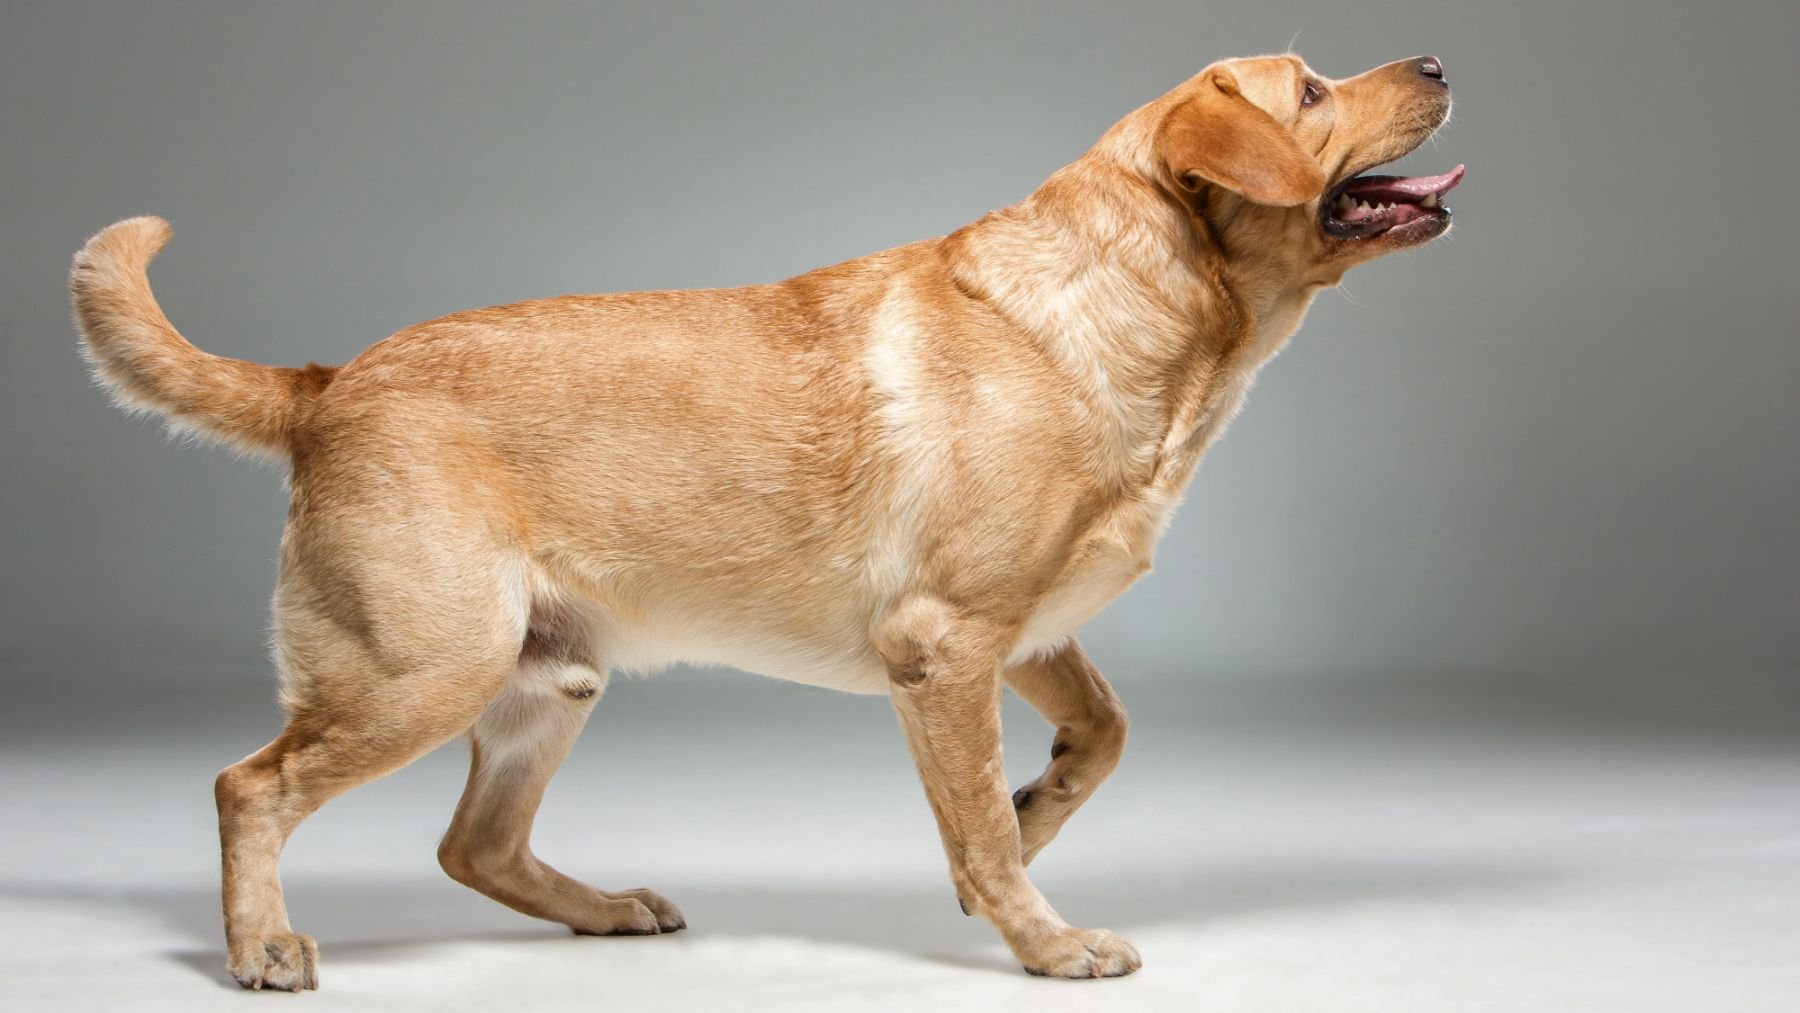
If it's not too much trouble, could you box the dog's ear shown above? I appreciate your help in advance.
[1158,69,1326,207]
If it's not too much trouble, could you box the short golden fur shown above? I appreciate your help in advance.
[70,53,1457,988]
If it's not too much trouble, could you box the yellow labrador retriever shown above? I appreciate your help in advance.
[70,52,1461,989]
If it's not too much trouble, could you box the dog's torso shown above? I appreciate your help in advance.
[285,198,1304,693]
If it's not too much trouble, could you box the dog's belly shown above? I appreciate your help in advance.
[579,516,1164,687]
[595,605,894,694]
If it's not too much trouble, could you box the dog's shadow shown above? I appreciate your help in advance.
[0,856,1564,988]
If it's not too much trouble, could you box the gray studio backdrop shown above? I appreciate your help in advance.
[2,1,1795,702]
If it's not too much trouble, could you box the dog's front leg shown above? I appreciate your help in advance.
[877,600,1140,979]
[1005,639,1129,865]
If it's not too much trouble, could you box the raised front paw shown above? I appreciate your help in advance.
[228,931,319,991]
[1012,780,1075,864]
[1019,927,1141,979]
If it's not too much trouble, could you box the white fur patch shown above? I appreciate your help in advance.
[858,291,941,613]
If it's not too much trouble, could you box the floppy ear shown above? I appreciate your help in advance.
[1158,70,1326,207]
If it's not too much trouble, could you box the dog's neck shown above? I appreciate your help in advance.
[940,134,1317,496]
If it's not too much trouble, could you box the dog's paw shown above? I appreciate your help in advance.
[1014,789,1065,865]
[618,887,687,933]
[1020,927,1141,979]
[570,889,685,936]
[228,931,319,991]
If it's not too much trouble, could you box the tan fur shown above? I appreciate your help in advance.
[70,53,1455,988]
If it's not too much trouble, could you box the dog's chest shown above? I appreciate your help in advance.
[1008,489,1178,662]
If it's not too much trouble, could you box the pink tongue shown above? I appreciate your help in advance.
[1341,164,1466,202]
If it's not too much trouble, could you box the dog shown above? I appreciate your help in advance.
[70,52,1460,989]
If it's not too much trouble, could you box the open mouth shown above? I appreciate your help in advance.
[1321,163,1465,240]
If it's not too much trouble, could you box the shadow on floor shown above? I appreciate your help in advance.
[0,854,1568,988]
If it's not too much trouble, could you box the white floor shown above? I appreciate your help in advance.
[2,668,1797,1011]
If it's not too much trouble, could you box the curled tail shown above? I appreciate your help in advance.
[69,217,335,460]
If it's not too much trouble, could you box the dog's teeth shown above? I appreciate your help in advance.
[1420,193,1439,208]
[1357,201,1372,212]
[1336,194,1355,213]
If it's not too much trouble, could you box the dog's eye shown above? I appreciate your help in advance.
[1301,80,1323,107]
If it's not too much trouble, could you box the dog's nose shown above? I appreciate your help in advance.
[1417,56,1446,81]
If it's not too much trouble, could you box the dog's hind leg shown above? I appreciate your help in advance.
[437,623,685,935]
[1004,639,1129,865]
[214,490,533,991]
[214,638,517,991]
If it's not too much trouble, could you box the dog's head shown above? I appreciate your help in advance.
[1149,53,1460,286]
